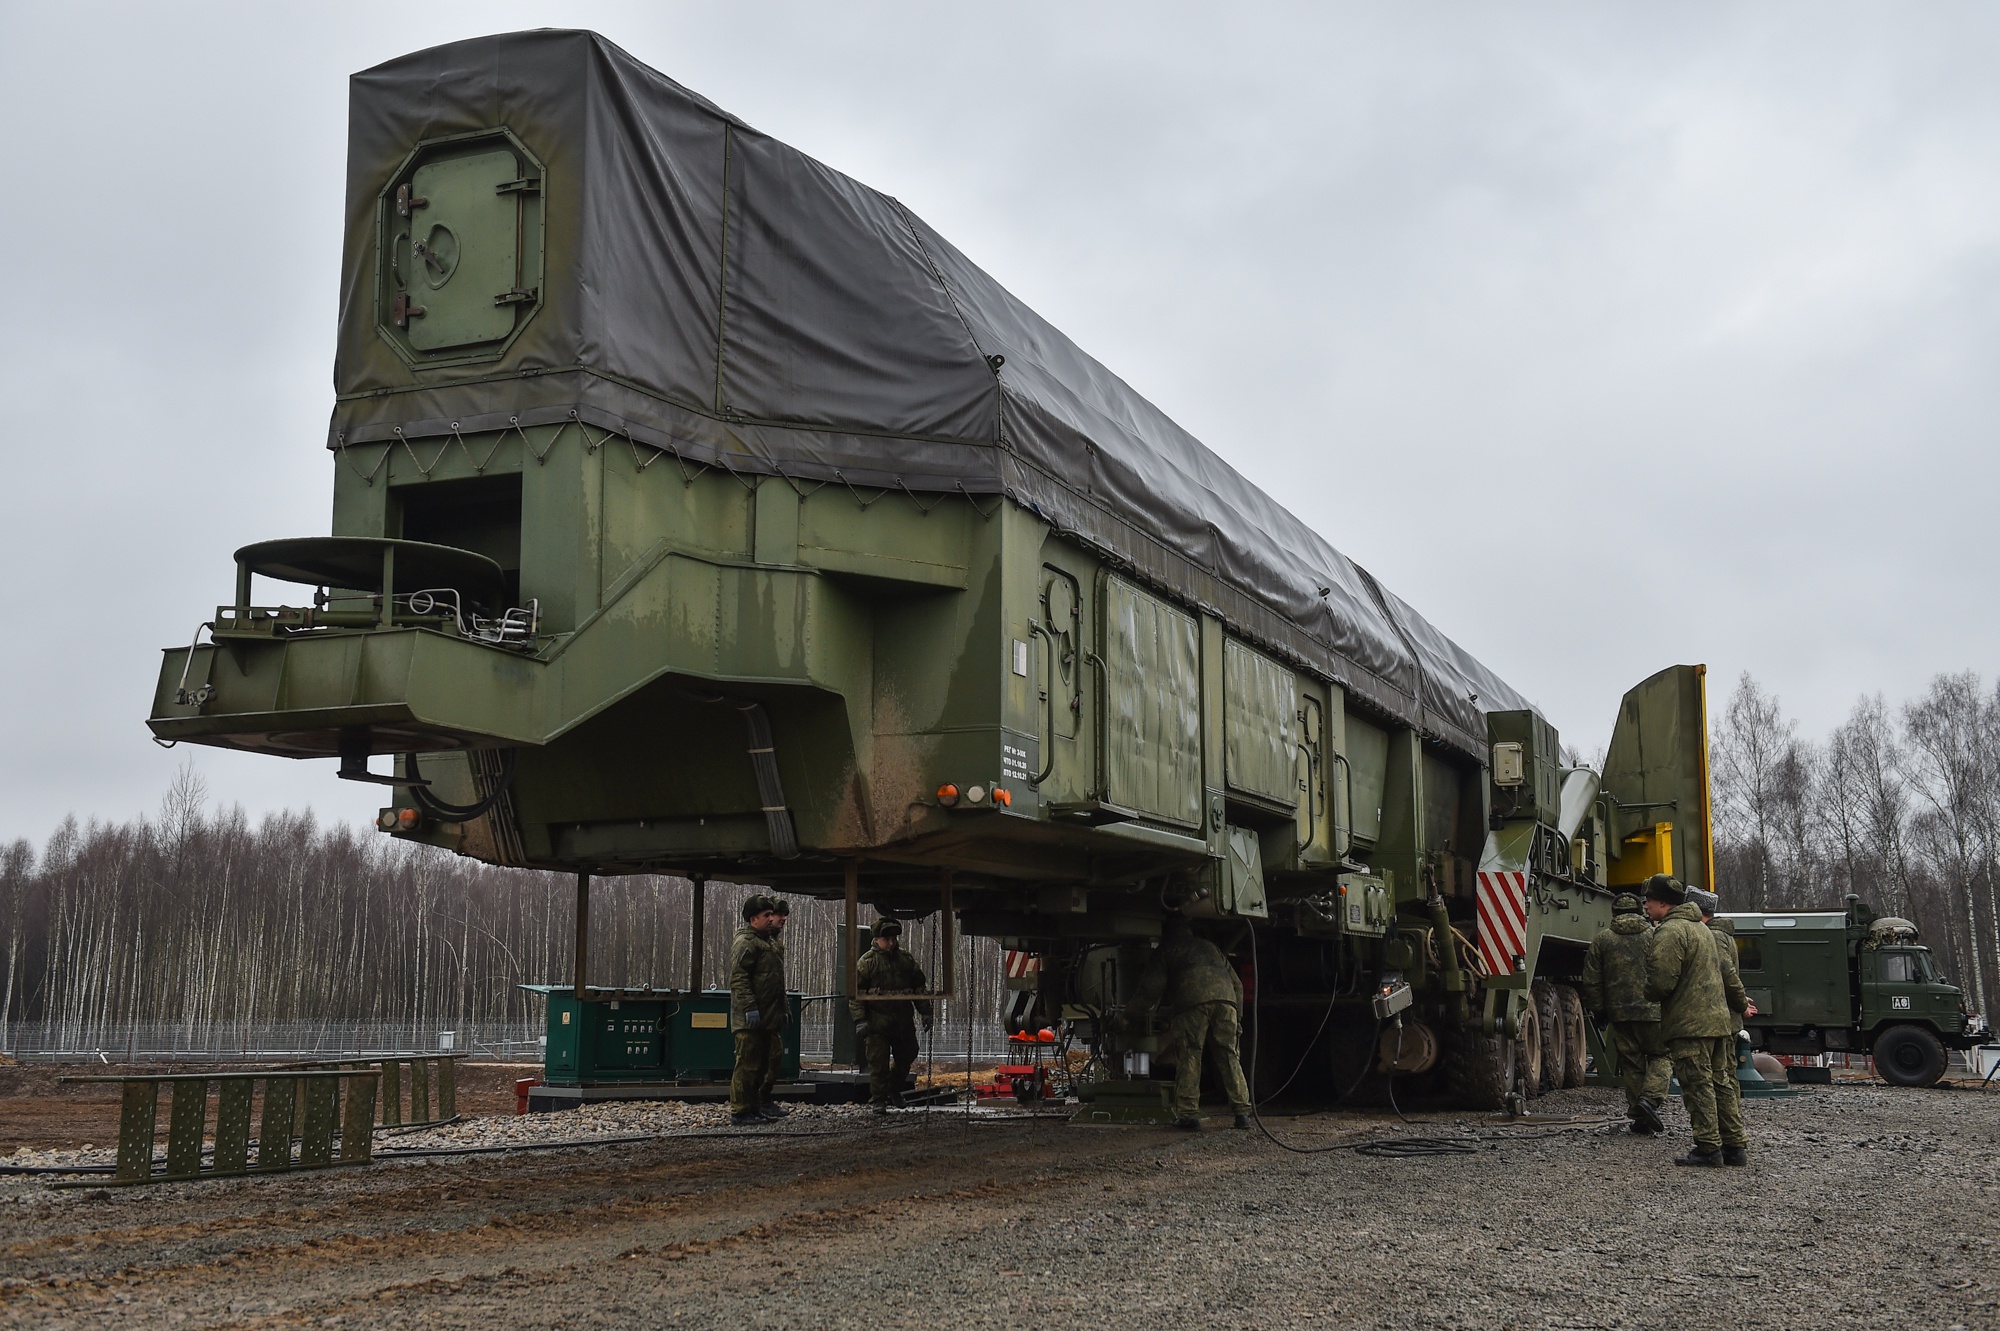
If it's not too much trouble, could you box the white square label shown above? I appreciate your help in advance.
[1012,639,1029,676]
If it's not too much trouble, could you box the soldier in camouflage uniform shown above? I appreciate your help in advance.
[727,894,789,1126]
[1689,886,1752,1164]
[1124,917,1252,1131]
[1643,875,1749,1166]
[849,918,933,1112]
[758,897,792,1117]
[1578,892,1670,1134]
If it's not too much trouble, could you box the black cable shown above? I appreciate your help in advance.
[1352,1136,1477,1158]
[407,749,518,823]
[0,1163,115,1176]
[374,1123,880,1159]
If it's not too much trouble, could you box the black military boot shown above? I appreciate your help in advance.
[871,1100,891,1115]
[1722,1146,1749,1167]
[1172,1117,1203,1132]
[1632,1100,1665,1135]
[728,1110,762,1127]
[1673,1147,1724,1167]
[1232,1114,1251,1130]
[757,1101,789,1121]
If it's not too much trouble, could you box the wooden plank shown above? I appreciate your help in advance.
[163,1079,209,1181]
[115,1081,159,1184]
[213,1080,254,1175]
[438,1058,456,1120]
[411,1058,431,1125]
[258,1077,298,1171]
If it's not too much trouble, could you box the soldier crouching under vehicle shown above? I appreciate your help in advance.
[1120,916,1252,1132]
[1580,891,1671,1135]
[850,918,933,1112]
[1643,875,1750,1167]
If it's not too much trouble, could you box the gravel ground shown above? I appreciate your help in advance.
[3,1077,1998,1329]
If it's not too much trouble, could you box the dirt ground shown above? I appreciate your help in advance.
[3,1065,1998,1330]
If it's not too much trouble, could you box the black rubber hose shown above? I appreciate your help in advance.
[406,749,518,823]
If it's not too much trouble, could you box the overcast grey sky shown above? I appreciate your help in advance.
[1,2,1995,842]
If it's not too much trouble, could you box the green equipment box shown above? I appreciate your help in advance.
[522,986,803,1086]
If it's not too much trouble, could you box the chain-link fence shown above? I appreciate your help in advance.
[3,1011,1015,1064]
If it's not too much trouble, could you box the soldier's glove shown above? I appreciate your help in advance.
[852,1020,870,1041]
[921,1015,935,1034]
[744,1009,762,1030]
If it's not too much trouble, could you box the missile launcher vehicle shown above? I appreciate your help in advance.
[148,31,1721,1107]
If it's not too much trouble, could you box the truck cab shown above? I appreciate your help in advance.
[1725,895,1981,1086]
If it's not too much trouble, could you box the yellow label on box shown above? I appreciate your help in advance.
[690,1011,728,1029]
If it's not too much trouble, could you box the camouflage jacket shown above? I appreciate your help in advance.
[850,945,931,1028]
[1709,921,1750,1016]
[1645,903,1735,1039]
[1580,915,1660,1023]
[729,925,787,1033]
[1129,931,1240,1020]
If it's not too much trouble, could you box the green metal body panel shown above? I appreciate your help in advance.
[1601,664,1714,891]
[1099,575,1202,827]
[1223,638,1297,807]
[526,986,804,1085]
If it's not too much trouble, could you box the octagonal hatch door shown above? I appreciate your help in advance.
[405,149,521,351]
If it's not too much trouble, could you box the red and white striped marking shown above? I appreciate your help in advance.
[1003,950,1040,980]
[1475,870,1529,977]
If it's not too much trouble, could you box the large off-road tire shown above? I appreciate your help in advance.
[1873,1025,1947,1087]
[1532,979,1565,1093]
[1444,1024,1515,1111]
[1517,997,1545,1098]
[1557,984,1588,1089]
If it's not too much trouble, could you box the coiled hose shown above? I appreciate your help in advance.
[406,749,518,823]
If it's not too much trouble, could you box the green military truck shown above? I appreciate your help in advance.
[1724,896,1988,1086]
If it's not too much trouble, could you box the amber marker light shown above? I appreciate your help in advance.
[993,788,1012,807]
[937,783,961,807]
[396,808,421,830]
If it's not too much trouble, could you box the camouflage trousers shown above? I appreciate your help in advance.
[1165,1000,1252,1119]
[864,1020,920,1105]
[1609,1020,1672,1115]
[1668,1036,1745,1152]
[730,1029,784,1115]
[1711,1034,1745,1148]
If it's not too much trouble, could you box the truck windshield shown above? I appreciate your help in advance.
[1878,952,1918,983]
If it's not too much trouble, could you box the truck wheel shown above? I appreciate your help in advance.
[1872,1025,1946,1087]
[1518,996,1545,1098]
[1444,1024,1515,1111]
[1532,979,1565,1093]
[1557,985,1588,1089]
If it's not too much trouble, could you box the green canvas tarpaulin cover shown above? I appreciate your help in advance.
[332,29,1536,756]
